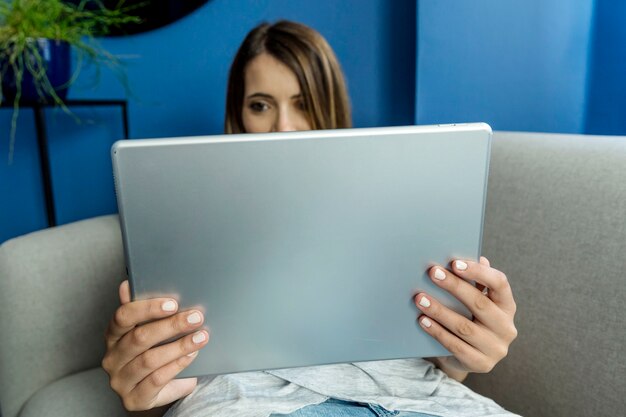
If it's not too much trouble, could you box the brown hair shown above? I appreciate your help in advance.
[225,20,352,133]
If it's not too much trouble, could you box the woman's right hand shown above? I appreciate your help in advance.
[102,280,209,412]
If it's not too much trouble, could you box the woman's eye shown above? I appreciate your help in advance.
[249,102,269,112]
[296,100,307,111]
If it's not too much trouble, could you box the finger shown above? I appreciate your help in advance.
[427,265,509,325]
[418,315,495,373]
[106,297,180,346]
[476,257,490,293]
[415,293,503,358]
[105,281,133,349]
[129,358,200,410]
[113,309,205,369]
[124,373,198,411]
[450,259,516,315]
[120,280,131,305]
[120,330,209,389]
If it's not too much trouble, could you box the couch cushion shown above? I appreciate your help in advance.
[465,132,626,417]
[19,368,126,417]
[0,215,125,417]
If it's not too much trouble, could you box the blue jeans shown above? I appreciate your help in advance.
[271,398,436,417]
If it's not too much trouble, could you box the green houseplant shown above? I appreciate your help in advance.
[0,0,140,161]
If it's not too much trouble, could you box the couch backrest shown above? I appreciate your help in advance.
[0,215,125,417]
[2,133,625,417]
[466,132,626,417]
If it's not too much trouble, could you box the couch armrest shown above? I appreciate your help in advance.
[0,215,125,417]
[466,132,626,417]
[19,368,126,417]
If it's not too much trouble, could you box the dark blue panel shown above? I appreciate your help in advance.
[0,110,47,243]
[585,0,626,135]
[45,107,122,225]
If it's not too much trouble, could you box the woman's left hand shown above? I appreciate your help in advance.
[415,256,517,379]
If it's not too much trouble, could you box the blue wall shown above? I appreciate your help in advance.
[1,0,416,243]
[3,0,626,243]
[415,0,626,135]
[416,0,595,132]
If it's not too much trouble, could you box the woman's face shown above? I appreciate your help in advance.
[242,53,312,133]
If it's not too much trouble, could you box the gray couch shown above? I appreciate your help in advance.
[1,132,625,417]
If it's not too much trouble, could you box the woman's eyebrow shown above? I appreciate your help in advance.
[246,92,302,100]
[246,92,274,100]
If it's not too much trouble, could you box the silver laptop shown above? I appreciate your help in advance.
[111,123,492,378]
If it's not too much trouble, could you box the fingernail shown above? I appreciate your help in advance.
[162,300,177,312]
[455,260,468,271]
[187,351,199,358]
[421,317,432,328]
[192,331,206,344]
[187,312,202,324]
[419,296,431,308]
[434,268,446,280]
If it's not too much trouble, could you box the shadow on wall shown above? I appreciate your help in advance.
[584,0,626,135]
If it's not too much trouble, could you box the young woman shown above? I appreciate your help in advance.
[102,21,518,417]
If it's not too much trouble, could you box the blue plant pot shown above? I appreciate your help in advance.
[1,38,71,104]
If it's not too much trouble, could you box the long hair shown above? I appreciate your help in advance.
[225,20,352,133]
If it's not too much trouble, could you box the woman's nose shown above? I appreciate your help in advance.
[275,109,296,132]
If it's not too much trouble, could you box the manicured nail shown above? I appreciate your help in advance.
[192,331,206,344]
[187,351,199,358]
[161,300,177,312]
[187,311,202,324]
[434,268,446,280]
[419,296,431,308]
[455,260,468,271]
[421,317,432,328]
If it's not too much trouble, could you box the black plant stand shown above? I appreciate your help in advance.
[2,99,130,227]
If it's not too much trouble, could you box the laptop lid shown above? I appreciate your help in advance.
[111,123,492,377]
